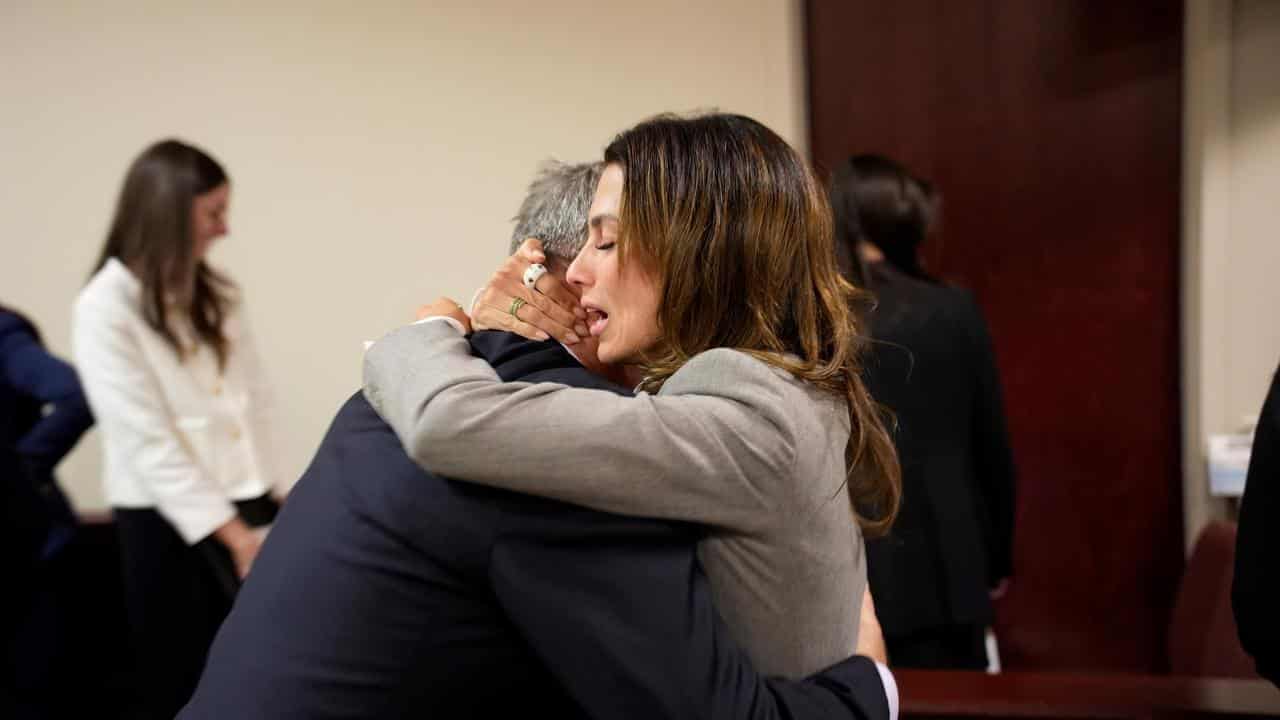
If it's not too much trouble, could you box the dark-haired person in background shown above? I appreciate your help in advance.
[1234,362,1280,687]
[2,304,93,719]
[72,140,283,718]
[831,154,1017,670]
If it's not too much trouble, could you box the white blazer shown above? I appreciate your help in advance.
[73,258,281,544]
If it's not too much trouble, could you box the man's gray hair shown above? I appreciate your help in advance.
[510,160,603,262]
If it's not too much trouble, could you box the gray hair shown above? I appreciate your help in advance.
[510,160,603,262]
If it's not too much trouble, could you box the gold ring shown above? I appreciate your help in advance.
[508,297,527,318]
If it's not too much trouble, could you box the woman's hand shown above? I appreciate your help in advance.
[415,297,472,334]
[470,238,588,344]
[214,517,263,580]
[856,587,889,664]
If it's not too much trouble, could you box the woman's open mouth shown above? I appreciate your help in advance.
[585,308,609,337]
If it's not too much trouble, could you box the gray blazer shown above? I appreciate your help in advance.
[363,320,865,678]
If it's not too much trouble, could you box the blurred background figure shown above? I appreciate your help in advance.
[2,304,93,719]
[1234,361,1280,687]
[831,154,1017,670]
[71,140,281,719]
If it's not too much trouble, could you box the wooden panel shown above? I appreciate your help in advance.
[807,0,1185,671]
[898,670,1280,718]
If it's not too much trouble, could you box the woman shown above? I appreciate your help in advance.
[72,140,280,717]
[830,154,1017,669]
[2,305,93,718]
[364,114,900,677]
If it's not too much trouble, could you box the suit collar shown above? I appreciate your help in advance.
[468,331,584,383]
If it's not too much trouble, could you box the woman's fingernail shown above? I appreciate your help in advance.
[564,333,581,345]
[575,323,589,337]
[536,331,550,341]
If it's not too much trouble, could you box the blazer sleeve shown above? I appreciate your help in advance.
[1234,364,1280,686]
[490,515,892,720]
[72,295,236,543]
[958,293,1017,584]
[0,322,94,476]
[362,320,798,534]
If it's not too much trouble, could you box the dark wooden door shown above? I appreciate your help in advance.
[806,0,1184,671]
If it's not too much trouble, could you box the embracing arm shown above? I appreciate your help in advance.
[362,320,797,533]
[491,514,894,720]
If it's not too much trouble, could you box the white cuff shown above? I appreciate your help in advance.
[874,661,899,720]
[177,502,239,546]
[412,315,466,334]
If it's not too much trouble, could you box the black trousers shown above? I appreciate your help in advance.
[887,624,989,670]
[4,545,79,720]
[114,495,277,720]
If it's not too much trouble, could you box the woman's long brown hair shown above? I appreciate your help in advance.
[604,113,901,536]
[91,139,236,370]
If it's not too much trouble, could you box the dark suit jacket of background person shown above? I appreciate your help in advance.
[1234,363,1280,687]
[860,263,1017,641]
[180,330,891,720]
[0,309,92,569]
[2,309,93,720]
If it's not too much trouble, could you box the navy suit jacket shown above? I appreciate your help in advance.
[1,309,92,565]
[181,331,890,719]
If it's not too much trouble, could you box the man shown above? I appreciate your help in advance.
[180,161,896,718]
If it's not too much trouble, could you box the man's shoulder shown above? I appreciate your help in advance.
[0,309,34,336]
[524,364,629,395]
[0,311,38,354]
[332,389,389,431]
[469,330,631,396]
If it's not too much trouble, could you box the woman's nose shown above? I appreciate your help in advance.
[566,246,591,287]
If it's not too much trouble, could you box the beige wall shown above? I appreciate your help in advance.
[1,1,808,510]
[1226,0,1280,419]
[1183,0,1280,547]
